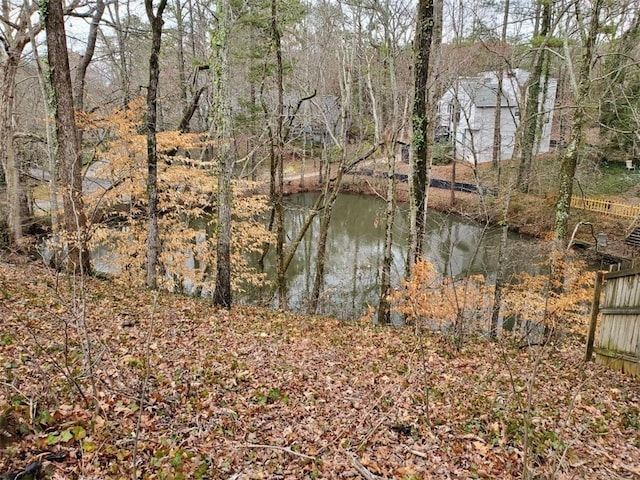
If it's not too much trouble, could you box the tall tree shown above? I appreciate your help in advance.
[409,0,435,270]
[144,0,168,289]
[26,10,59,237]
[43,0,91,273]
[72,0,105,231]
[516,0,552,190]
[370,0,409,324]
[554,0,603,246]
[102,0,136,110]
[0,0,40,248]
[487,0,511,337]
[377,124,399,324]
[172,0,189,115]
[308,39,353,314]
[250,0,313,307]
[72,0,105,117]
[490,0,510,176]
[211,0,233,308]
[271,0,287,308]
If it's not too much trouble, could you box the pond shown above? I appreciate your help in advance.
[247,193,543,320]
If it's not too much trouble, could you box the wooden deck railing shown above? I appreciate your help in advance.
[571,196,640,219]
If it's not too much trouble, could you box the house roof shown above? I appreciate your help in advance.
[460,80,515,108]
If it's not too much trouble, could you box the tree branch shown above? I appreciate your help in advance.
[13,132,46,143]
[283,89,317,141]
[178,85,207,133]
[350,454,383,480]
[244,443,316,461]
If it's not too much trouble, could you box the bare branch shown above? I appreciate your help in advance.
[244,443,316,461]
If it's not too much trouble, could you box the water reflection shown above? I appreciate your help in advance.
[250,193,541,320]
[79,192,541,321]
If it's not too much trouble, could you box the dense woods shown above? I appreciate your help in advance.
[1,0,640,477]
[2,0,640,293]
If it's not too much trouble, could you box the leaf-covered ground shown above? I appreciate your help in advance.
[1,259,639,479]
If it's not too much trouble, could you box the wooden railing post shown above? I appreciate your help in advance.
[585,270,604,362]
[571,195,640,218]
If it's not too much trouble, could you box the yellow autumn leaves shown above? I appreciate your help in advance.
[83,98,273,293]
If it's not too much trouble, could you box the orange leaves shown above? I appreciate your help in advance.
[502,259,594,334]
[393,258,595,339]
[391,260,443,321]
[391,260,493,340]
[157,130,202,153]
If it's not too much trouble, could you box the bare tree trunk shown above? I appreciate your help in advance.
[490,166,516,338]
[106,0,134,110]
[365,55,381,146]
[554,0,602,246]
[44,0,91,274]
[271,0,287,309]
[491,0,510,179]
[27,8,59,242]
[178,86,207,133]
[308,42,353,314]
[409,0,435,269]
[421,0,442,232]
[377,12,404,324]
[0,2,37,248]
[516,0,551,191]
[280,193,324,274]
[144,0,168,289]
[71,0,104,183]
[377,145,396,324]
[72,0,105,116]
[307,158,347,314]
[449,94,459,206]
[307,187,334,314]
[174,0,189,114]
[1,56,23,247]
[212,0,233,308]
[492,74,504,169]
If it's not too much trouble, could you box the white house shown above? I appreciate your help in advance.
[438,69,557,164]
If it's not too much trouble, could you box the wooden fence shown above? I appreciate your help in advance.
[591,263,640,378]
[571,196,640,219]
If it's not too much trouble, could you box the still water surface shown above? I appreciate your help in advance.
[251,193,541,320]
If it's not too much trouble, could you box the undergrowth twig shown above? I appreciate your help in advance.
[132,293,157,480]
